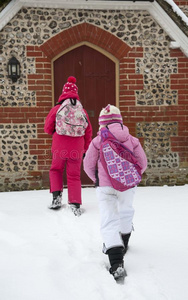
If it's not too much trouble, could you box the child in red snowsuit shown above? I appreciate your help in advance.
[44,76,92,215]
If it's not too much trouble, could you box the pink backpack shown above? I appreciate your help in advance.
[100,127,142,191]
[56,99,88,136]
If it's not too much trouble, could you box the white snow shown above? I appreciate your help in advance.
[165,0,188,25]
[0,185,188,300]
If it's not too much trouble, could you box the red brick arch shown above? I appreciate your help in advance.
[39,23,131,60]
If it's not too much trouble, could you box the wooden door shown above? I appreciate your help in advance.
[53,45,116,185]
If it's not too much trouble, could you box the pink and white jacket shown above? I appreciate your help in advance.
[83,123,147,187]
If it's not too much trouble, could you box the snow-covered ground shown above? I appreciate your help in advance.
[0,185,188,300]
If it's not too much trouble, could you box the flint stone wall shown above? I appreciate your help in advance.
[0,7,188,190]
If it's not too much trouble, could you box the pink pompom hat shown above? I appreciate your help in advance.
[58,76,80,102]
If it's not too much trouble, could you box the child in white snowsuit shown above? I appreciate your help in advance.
[83,104,147,282]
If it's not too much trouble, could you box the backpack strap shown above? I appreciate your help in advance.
[55,98,77,106]
[100,126,117,142]
[70,98,77,106]
[106,123,123,130]
[55,99,65,106]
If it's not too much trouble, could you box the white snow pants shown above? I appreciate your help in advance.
[96,186,136,252]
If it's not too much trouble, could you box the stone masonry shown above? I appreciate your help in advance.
[0,7,188,190]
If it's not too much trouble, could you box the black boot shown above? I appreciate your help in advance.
[107,247,127,284]
[121,233,131,255]
[49,191,62,209]
[69,203,82,216]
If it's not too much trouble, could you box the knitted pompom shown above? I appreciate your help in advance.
[67,76,76,84]
[104,104,111,113]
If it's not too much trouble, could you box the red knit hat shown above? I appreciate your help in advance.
[58,76,80,102]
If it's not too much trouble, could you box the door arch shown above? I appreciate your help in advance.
[53,44,117,136]
[53,44,117,185]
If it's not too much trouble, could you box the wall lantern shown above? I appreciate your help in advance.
[8,56,21,83]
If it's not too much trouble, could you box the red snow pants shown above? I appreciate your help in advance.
[49,153,82,205]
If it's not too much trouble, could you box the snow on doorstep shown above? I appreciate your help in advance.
[0,185,188,300]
